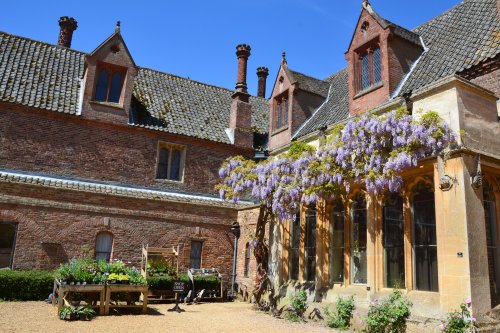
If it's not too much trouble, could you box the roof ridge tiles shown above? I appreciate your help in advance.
[137,66,268,101]
[0,31,87,55]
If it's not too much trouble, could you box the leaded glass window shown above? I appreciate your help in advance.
[290,215,300,280]
[357,47,382,92]
[383,193,405,288]
[373,48,382,84]
[484,181,500,305]
[361,55,370,90]
[351,193,367,284]
[305,206,317,281]
[412,181,438,292]
[157,144,184,181]
[330,200,345,283]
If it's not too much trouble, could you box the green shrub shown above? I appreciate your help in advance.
[364,289,412,333]
[0,270,54,301]
[324,296,356,330]
[439,299,477,333]
[285,290,308,322]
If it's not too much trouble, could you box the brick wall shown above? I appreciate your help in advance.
[1,182,237,285]
[346,9,422,115]
[0,102,250,195]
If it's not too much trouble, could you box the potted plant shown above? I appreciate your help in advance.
[59,306,77,321]
[108,273,119,284]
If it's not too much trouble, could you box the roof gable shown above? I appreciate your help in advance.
[88,30,136,68]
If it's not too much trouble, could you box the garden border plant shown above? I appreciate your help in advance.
[324,295,356,330]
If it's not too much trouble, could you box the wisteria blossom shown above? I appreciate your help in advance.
[217,110,456,221]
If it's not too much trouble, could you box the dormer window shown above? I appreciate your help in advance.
[273,92,289,131]
[94,64,126,103]
[357,46,382,92]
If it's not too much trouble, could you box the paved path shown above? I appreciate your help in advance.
[0,301,334,333]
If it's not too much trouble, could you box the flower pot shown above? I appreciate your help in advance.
[70,282,75,285]
[61,281,67,285]
[76,282,81,285]
[109,280,116,284]
[82,282,87,285]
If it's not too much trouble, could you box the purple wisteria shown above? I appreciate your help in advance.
[217,110,456,220]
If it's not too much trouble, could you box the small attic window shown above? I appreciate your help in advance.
[94,64,126,104]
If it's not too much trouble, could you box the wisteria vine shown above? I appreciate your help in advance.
[217,110,456,220]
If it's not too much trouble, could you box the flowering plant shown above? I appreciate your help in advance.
[440,298,477,333]
[285,290,308,322]
[218,109,456,220]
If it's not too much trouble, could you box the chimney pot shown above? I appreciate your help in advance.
[235,44,251,94]
[58,16,78,48]
[256,67,269,98]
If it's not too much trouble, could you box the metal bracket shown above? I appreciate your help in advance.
[437,156,454,191]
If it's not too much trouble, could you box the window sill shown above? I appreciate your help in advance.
[90,100,125,110]
[271,126,289,136]
[353,82,383,99]
[155,178,184,184]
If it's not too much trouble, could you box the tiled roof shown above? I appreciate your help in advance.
[0,169,254,208]
[294,0,500,139]
[364,3,421,46]
[399,0,500,94]
[0,32,269,145]
[293,68,348,138]
[0,32,85,114]
[284,67,330,97]
[131,68,269,144]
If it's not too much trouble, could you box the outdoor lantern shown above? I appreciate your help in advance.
[230,221,240,238]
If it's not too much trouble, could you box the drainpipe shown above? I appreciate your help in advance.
[230,221,241,299]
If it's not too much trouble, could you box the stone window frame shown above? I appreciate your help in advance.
[354,39,383,96]
[92,62,127,106]
[0,222,17,269]
[155,141,186,182]
[272,90,289,133]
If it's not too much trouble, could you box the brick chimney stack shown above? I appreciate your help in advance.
[235,44,251,98]
[230,44,253,148]
[256,67,269,98]
[58,16,78,48]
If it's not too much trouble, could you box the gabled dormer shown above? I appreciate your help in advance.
[82,22,138,122]
[345,1,423,115]
[268,53,329,152]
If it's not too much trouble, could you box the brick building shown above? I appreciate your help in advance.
[0,18,270,286]
[235,0,500,324]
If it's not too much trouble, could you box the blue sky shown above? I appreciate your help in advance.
[1,0,462,97]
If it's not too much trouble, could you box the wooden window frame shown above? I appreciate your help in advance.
[94,231,114,263]
[156,142,186,182]
[93,62,127,105]
[189,240,203,269]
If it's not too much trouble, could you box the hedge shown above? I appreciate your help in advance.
[147,274,220,291]
[0,270,54,301]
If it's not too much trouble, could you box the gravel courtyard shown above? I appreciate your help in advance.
[0,301,333,333]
